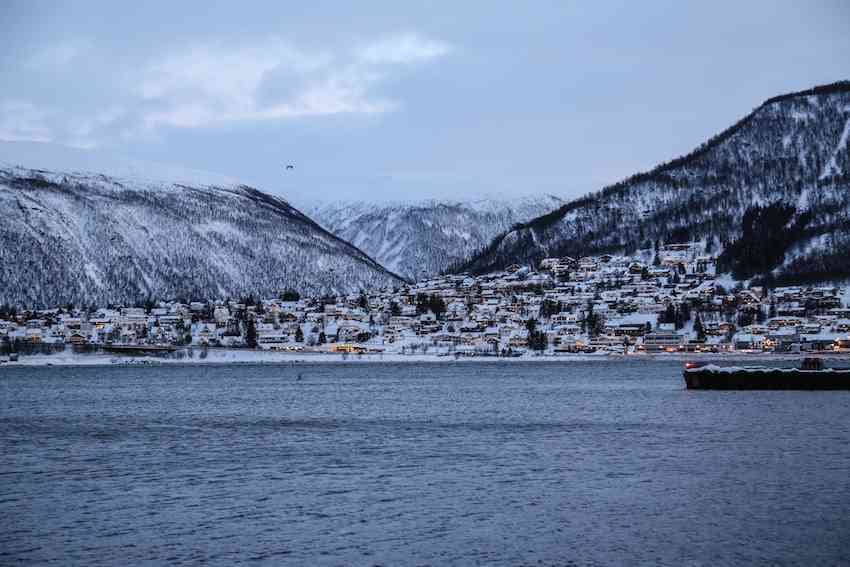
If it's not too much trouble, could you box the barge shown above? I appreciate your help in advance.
[684,358,850,390]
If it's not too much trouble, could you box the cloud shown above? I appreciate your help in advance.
[136,34,444,130]
[0,100,127,149]
[66,107,127,149]
[0,101,53,143]
[355,32,453,65]
[135,38,376,129]
[0,33,453,147]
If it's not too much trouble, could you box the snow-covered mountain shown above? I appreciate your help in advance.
[460,81,850,285]
[0,152,404,307]
[307,195,564,280]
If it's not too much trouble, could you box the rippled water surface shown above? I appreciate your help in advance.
[3,361,850,565]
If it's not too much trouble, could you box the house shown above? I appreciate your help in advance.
[67,332,88,346]
[734,333,765,351]
[257,332,290,350]
[642,328,684,352]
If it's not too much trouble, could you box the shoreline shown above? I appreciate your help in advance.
[4,348,850,368]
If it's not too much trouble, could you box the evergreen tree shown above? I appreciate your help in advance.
[680,303,688,321]
[389,301,401,316]
[525,319,547,351]
[694,314,706,342]
[583,301,603,337]
[540,299,561,318]
[430,295,447,320]
[279,289,300,301]
[245,317,257,348]
[660,303,676,325]
[415,294,447,319]
[529,330,547,351]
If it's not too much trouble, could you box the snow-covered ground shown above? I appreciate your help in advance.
[5,348,849,368]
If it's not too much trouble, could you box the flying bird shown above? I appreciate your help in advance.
[285,164,295,170]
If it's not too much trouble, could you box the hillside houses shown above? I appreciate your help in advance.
[2,243,849,359]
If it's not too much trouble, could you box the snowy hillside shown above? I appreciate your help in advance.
[307,195,564,280]
[460,81,850,285]
[0,161,404,307]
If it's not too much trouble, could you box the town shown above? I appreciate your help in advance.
[2,242,850,362]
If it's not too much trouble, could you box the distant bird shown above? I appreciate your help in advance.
[285,164,295,170]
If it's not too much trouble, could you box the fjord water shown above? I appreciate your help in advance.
[2,361,850,566]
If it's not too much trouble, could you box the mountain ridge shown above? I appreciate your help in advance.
[307,194,564,280]
[0,163,406,308]
[457,80,850,283]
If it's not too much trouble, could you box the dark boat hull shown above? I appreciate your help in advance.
[685,367,850,390]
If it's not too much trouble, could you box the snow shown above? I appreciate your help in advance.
[0,161,403,306]
[8,348,850,368]
[607,313,656,326]
[305,195,564,280]
[0,140,241,189]
[688,364,850,374]
[820,115,850,180]
[83,262,104,289]
[779,233,833,272]
[712,273,739,292]
[193,220,251,244]
[791,110,813,121]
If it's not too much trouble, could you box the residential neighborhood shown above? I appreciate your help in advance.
[2,242,850,361]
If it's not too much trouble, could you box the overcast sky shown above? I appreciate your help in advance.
[1,1,848,204]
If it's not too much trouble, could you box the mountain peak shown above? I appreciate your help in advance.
[459,80,850,284]
[0,140,242,191]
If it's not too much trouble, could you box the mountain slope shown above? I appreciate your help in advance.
[0,163,404,307]
[460,81,850,284]
[307,195,563,280]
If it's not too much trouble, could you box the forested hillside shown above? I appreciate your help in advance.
[459,81,850,285]
[0,166,404,307]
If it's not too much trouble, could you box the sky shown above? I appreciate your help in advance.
[1,1,849,205]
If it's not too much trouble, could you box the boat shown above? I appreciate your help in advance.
[684,358,850,390]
